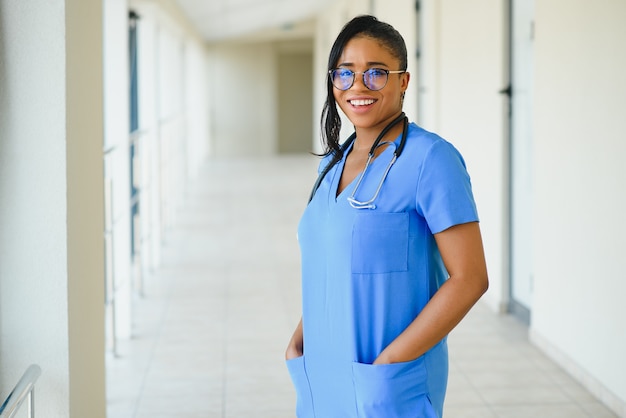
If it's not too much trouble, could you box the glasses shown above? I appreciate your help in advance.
[329,68,406,91]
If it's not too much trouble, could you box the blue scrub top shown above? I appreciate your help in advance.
[287,123,479,418]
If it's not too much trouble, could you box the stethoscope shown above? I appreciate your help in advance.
[308,112,409,209]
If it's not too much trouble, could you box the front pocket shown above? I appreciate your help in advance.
[352,212,409,274]
[286,356,315,417]
[352,357,438,418]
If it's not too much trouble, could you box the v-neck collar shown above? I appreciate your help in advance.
[330,138,397,205]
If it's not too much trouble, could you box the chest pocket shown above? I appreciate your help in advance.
[351,212,409,274]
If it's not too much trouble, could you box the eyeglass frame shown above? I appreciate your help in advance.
[328,68,406,91]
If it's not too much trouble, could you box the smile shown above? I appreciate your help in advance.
[349,99,376,106]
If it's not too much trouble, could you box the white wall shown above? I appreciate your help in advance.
[420,0,509,313]
[531,0,626,414]
[156,24,186,229]
[184,38,211,175]
[0,1,70,414]
[209,42,278,156]
[0,0,105,416]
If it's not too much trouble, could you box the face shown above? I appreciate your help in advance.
[332,36,409,133]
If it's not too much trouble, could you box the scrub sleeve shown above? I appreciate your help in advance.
[287,123,478,418]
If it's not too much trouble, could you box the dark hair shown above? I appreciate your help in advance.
[320,15,408,158]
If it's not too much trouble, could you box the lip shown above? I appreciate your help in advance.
[346,96,378,110]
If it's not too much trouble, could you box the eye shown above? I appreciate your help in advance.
[336,68,354,78]
[367,68,387,78]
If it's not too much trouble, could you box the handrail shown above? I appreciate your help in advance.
[0,365,42,418]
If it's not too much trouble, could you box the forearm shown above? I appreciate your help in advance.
[375,222,488,364]
[374,273,487,364]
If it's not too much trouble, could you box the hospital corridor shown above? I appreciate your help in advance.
[105,155,616,418]
[2,0,626,417]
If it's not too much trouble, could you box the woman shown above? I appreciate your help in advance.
[286,15,488,418]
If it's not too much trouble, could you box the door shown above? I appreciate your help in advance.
[509,0,534,322]
[278,51,313,153]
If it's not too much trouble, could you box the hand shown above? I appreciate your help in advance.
[372,351,392,365]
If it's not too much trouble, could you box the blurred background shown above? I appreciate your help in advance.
[0,0,625,416]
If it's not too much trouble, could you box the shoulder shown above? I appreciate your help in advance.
[402,123,467,168]
[405,123,458,151]
[317,134,354,173]
[317,152,338,175]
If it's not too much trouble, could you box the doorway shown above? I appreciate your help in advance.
[278,51,314,153]
[508,0,535,323]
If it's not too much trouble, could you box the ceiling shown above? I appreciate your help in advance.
[174,0,333,42]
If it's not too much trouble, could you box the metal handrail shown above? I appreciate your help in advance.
[0,365,42,418]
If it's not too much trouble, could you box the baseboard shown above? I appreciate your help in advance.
[480,294,510,315]
[508,299,530,325]
[530,329,625,417]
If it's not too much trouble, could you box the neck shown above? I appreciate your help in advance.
[353,112,405,153]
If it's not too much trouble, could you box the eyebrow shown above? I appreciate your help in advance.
[337,61,390,68]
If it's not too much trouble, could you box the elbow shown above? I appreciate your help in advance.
[465,270,489,300]
[450,271,489,300]
[477,272,489,297]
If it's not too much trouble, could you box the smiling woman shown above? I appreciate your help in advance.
[285,15,488,418]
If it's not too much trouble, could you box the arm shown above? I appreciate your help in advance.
[285,317,304,360]
[373,221,488,364]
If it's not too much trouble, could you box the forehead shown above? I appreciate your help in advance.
[337,36,398,67]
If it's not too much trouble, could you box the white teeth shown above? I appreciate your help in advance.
[350,99,375,106]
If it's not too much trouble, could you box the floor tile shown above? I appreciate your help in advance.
[106,155,618,418]
[490,403,589,418]
[444,405,498,418]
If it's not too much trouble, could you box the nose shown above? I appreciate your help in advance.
[351,72,368,90]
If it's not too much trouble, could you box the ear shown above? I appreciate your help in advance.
[401,71,411,92]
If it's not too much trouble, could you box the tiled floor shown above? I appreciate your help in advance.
[106,154,618,418]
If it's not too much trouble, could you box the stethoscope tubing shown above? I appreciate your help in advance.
[308,113,409,204]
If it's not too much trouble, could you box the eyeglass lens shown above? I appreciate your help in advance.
[330,68,389,91]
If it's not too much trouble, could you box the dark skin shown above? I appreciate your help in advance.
[286,36,488,364]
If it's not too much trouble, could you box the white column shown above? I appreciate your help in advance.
[0,0,106,416]
[66,0,106,415]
